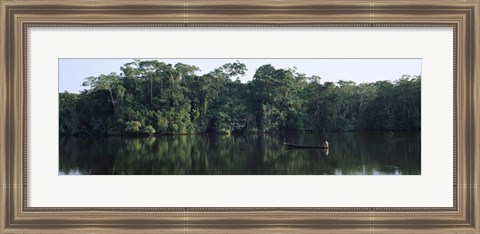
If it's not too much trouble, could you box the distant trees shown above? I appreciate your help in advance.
[59,60,421,136]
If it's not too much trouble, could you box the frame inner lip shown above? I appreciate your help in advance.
[22,23,457,211]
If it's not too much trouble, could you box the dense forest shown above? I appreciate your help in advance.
[59,60,421,136]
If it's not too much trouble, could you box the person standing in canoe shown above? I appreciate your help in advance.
[322,128,329,149]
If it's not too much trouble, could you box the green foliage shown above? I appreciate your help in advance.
[59,60,421,136]
[156,112,169,133]
[143,125,156,135]
[125,121,142,134]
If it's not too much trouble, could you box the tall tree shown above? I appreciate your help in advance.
[82,72,120,109]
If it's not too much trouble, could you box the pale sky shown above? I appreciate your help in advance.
[59,58,421,93]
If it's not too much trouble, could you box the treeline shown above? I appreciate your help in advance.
[59,60,421,136]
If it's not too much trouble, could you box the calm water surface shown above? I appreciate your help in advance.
[59,132,420,175]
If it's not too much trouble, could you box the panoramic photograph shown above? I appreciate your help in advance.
[59,58,421,175]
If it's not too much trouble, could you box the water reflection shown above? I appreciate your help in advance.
[59,132,421,175]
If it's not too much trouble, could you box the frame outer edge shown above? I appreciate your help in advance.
[473,1,479,232]
[1,0,480,233]
[463,1,478,231]
[1,0,9,232]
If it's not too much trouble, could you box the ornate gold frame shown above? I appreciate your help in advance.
[1,0,479,233]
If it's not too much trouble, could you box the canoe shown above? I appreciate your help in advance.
[283,143,328,150]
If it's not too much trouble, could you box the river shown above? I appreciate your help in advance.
[59,132,420,175]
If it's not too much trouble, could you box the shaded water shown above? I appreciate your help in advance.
[59,132,420,175]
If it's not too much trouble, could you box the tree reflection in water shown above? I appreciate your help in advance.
[59,132,420,175]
